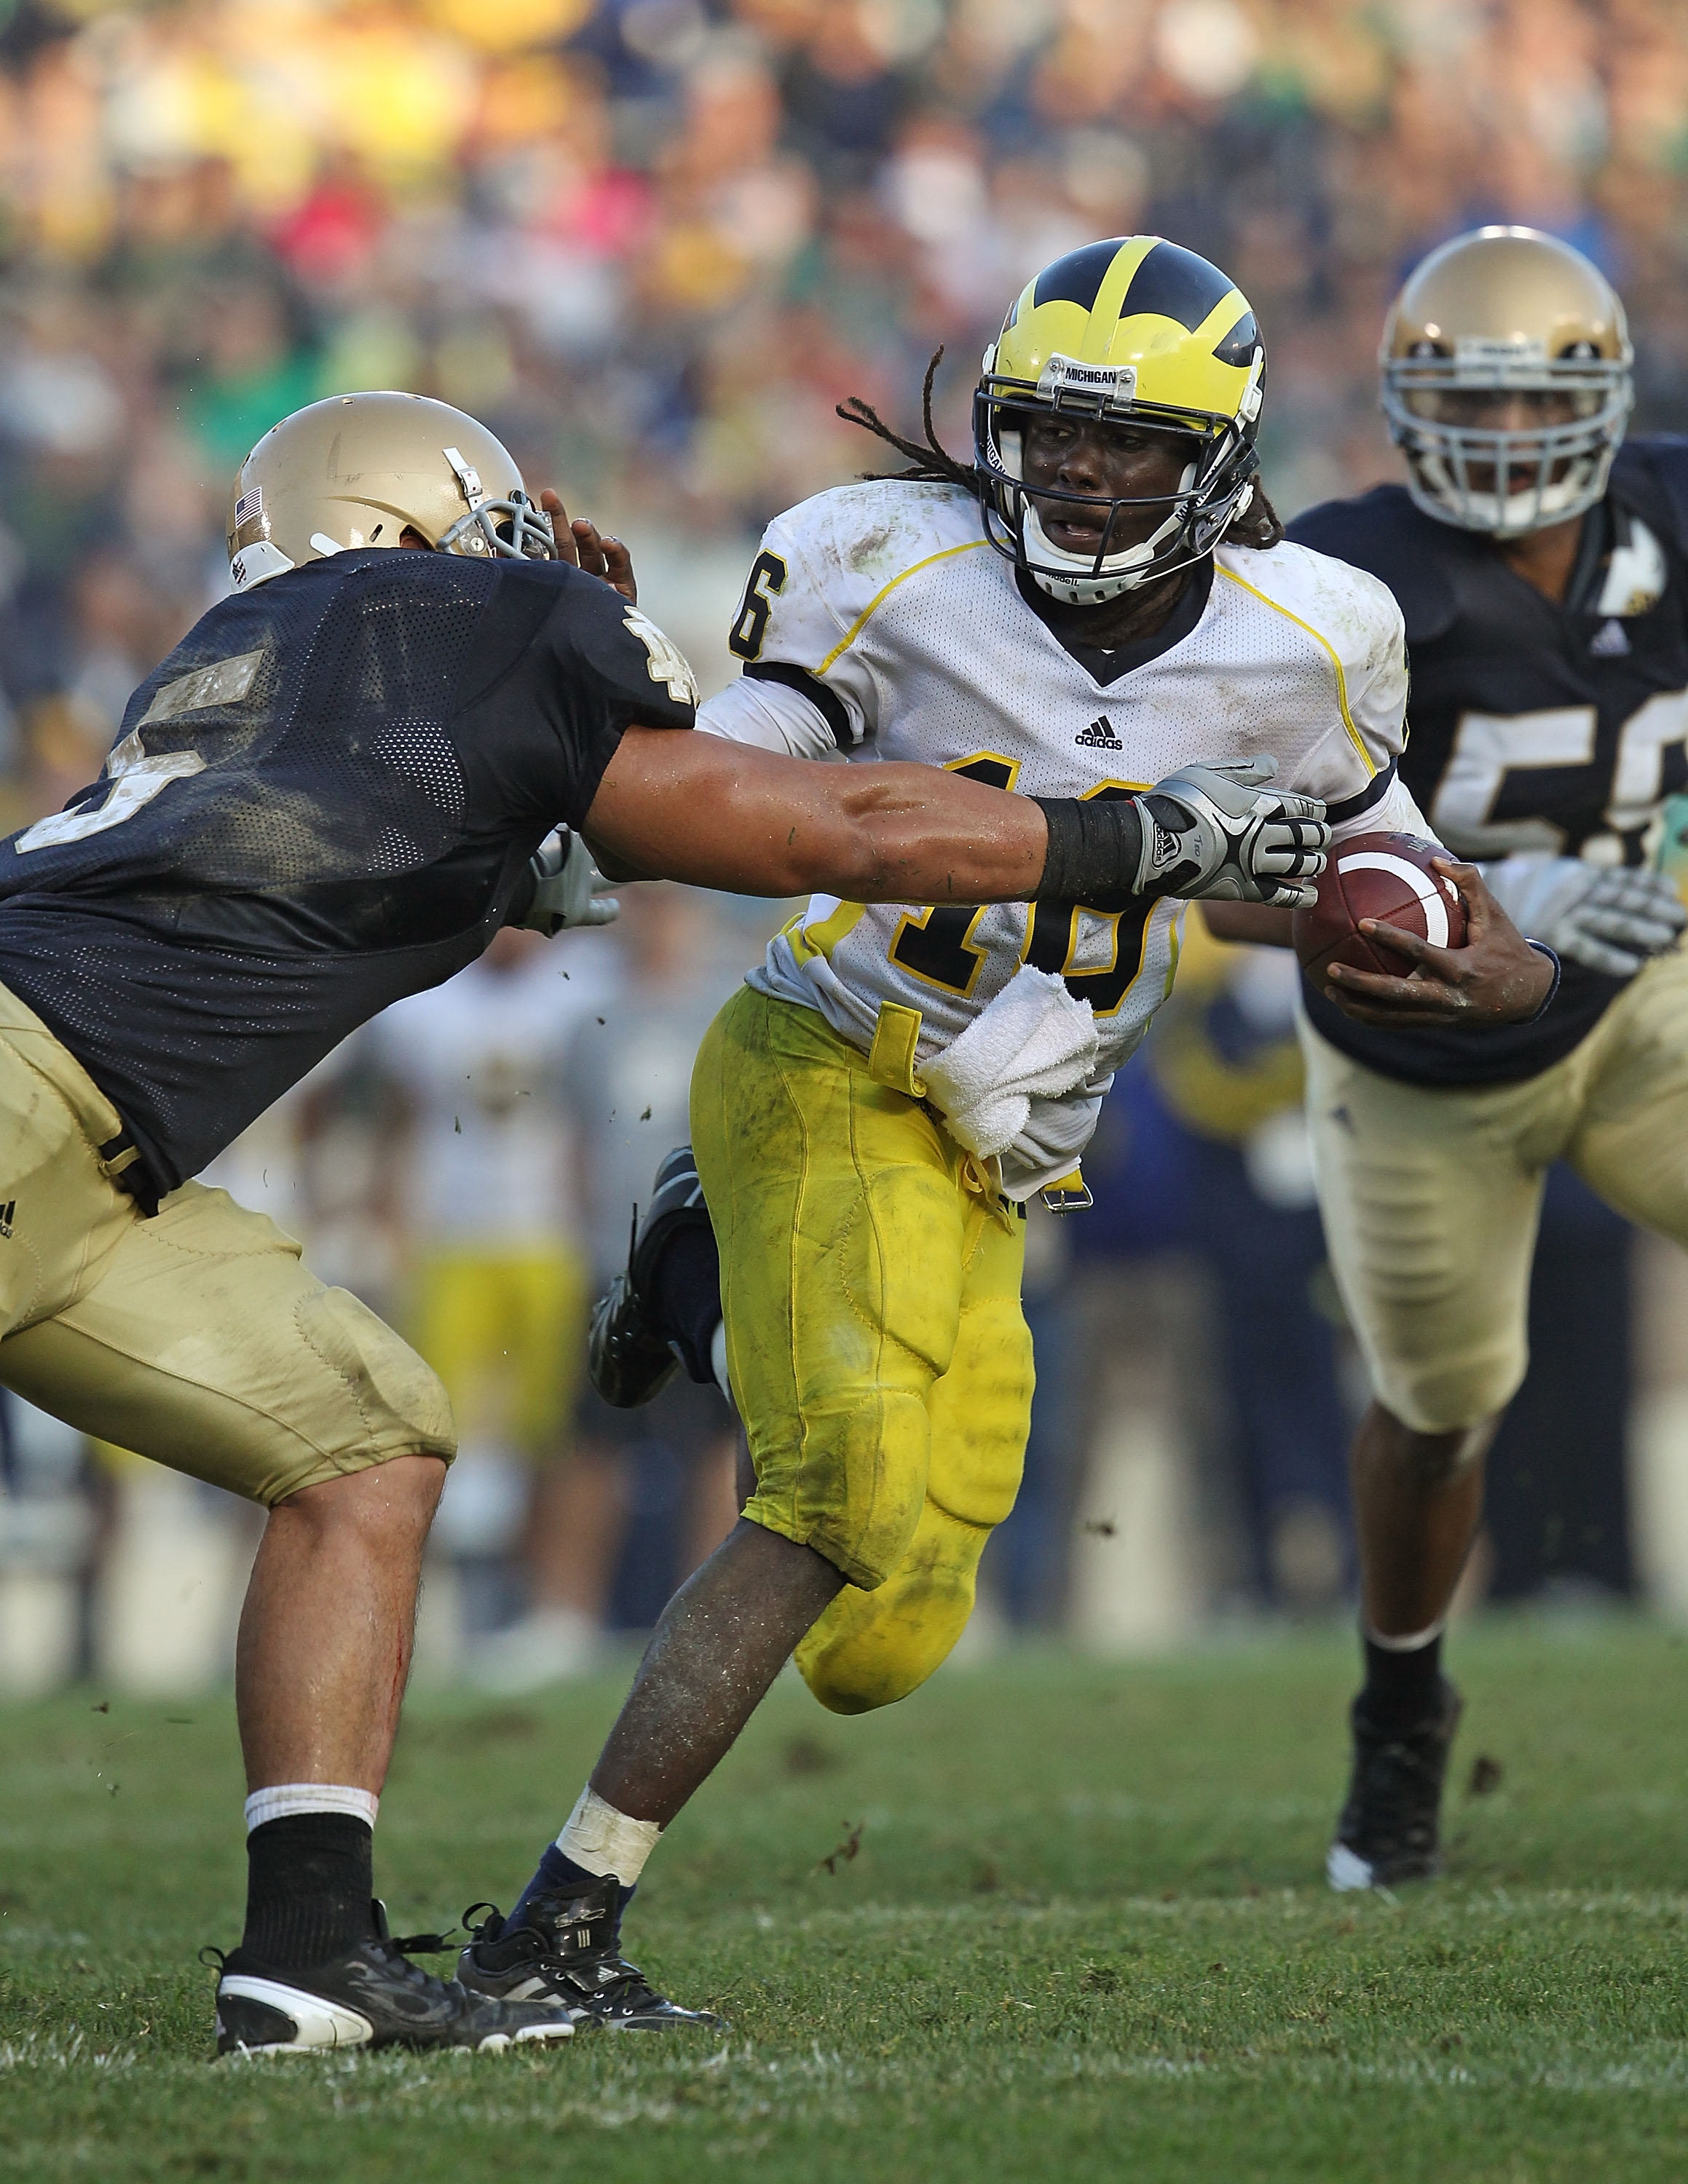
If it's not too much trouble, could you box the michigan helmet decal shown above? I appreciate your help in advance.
[974,236,1266,604]
[227,391,558,591]
[1381,226,1632,537]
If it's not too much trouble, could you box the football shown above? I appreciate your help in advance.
[1293,831,1469,991]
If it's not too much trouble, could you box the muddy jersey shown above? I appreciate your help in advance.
[1290,437,1688,1087]
[698,478,1413,1165]
[0,550,696,1195]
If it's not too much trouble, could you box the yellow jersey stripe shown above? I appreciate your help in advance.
[816,540,992,675]
[784,897,867,966]
[1214,564,1377,778]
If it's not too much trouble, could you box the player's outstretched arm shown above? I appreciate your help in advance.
[583,727,1049,904]
[1322,859,1557,1026]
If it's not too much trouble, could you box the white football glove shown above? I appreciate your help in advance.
[1139,754,1330,910]
[521,827,620,935]
[1481,853,1686,978]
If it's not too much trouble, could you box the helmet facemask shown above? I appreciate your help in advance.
[1383,343,1632,537]
[434,446,558,561]
[974,354,1262,604]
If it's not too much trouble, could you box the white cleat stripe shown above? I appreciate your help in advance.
[219,1975,374,2049]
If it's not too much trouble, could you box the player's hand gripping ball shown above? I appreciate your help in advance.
[1292,832,1468,994]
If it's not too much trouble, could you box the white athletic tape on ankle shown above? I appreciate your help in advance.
[1363,1619,1446,1653]
[710,1319,733,1408]
[557,1787,661,1886]
[244,1783,379,1834]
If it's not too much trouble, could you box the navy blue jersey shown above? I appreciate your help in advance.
[1288,437,1688,1087]
[0,550,694,1193]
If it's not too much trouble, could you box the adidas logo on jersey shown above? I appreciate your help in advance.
[1590,619,1632,658]
[1076,714,1124,750]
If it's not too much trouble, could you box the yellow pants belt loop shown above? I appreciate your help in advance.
[867,1001,926,1098]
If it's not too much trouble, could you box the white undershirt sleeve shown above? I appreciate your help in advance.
[695,676,846,763]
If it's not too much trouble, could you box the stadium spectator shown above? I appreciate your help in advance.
[0,0,1681,733]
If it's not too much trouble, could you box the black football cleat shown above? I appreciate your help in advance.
[213,1902,576,2055]
[457,1876,726,2032]
[588,1145,713,1409]
[1326,1679,1464,1891]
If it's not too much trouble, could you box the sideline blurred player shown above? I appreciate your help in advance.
[455,238,1553,2027]
[1219,227,1688,1888]
[371,924,607,1674]
[544,885,743,1659]
[0,389,1119,2055]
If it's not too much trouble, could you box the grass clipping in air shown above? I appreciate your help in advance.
[2,1625,1687,2182]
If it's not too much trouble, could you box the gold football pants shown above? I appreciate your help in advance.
[0,983,454,1504]
[1303,943,1688,1434]
[690,984,1033,1715]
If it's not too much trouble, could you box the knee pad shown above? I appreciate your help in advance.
[796,1500,988,1716]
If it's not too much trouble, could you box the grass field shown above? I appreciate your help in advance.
[3,1619,1687,2182]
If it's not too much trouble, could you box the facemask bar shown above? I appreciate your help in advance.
[438,445,558,561]
[1381,353,1631,536]
[437,488,558,561]
[974,378,1258,601]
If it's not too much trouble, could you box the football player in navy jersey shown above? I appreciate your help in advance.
[0,387,1196,2055]
[1215,226,1688,1891]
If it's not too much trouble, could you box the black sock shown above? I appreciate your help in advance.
[649,1224,722,1386]
[1360,1629,1444,1726]
[241,1814,375,1969]
[510,1842,632,1928]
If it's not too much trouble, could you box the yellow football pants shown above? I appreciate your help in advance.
[407,1247,588,1457]
[690,984,1034,1716]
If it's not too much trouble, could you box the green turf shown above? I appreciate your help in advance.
[4,1620,1687,2181]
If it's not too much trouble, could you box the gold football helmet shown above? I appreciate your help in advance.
[1381,227,1632,536]
[975,235,1266,602]
[226,391,556,591]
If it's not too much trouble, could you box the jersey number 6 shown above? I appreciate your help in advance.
[727,552,789,662]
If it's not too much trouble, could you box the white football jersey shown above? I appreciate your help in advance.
[698,478,1417,1190]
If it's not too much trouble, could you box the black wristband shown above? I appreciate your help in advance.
[1523,939,1561,1023]
[1033,795,1145,909]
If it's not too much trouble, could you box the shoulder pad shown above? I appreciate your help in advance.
[1219,536,1403,649]
[1611,437,1688,561]
[1285,484,1459,644]
[773,478,981,586]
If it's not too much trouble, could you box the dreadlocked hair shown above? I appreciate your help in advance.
[836,347,977,492]
[835,344,1285,550]
[1229,483,1285,550]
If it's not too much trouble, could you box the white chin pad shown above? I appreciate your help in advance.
[1022,502,1170,604]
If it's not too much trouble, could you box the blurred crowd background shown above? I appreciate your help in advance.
[2,0,1688,1693]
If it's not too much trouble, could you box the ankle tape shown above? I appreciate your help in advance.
[558,1788,661,1887]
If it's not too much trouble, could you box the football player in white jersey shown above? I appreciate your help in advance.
[454,239,1557,2024]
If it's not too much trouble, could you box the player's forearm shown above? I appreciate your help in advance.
[1201,903,1295,947]
[585,729,1047,903]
